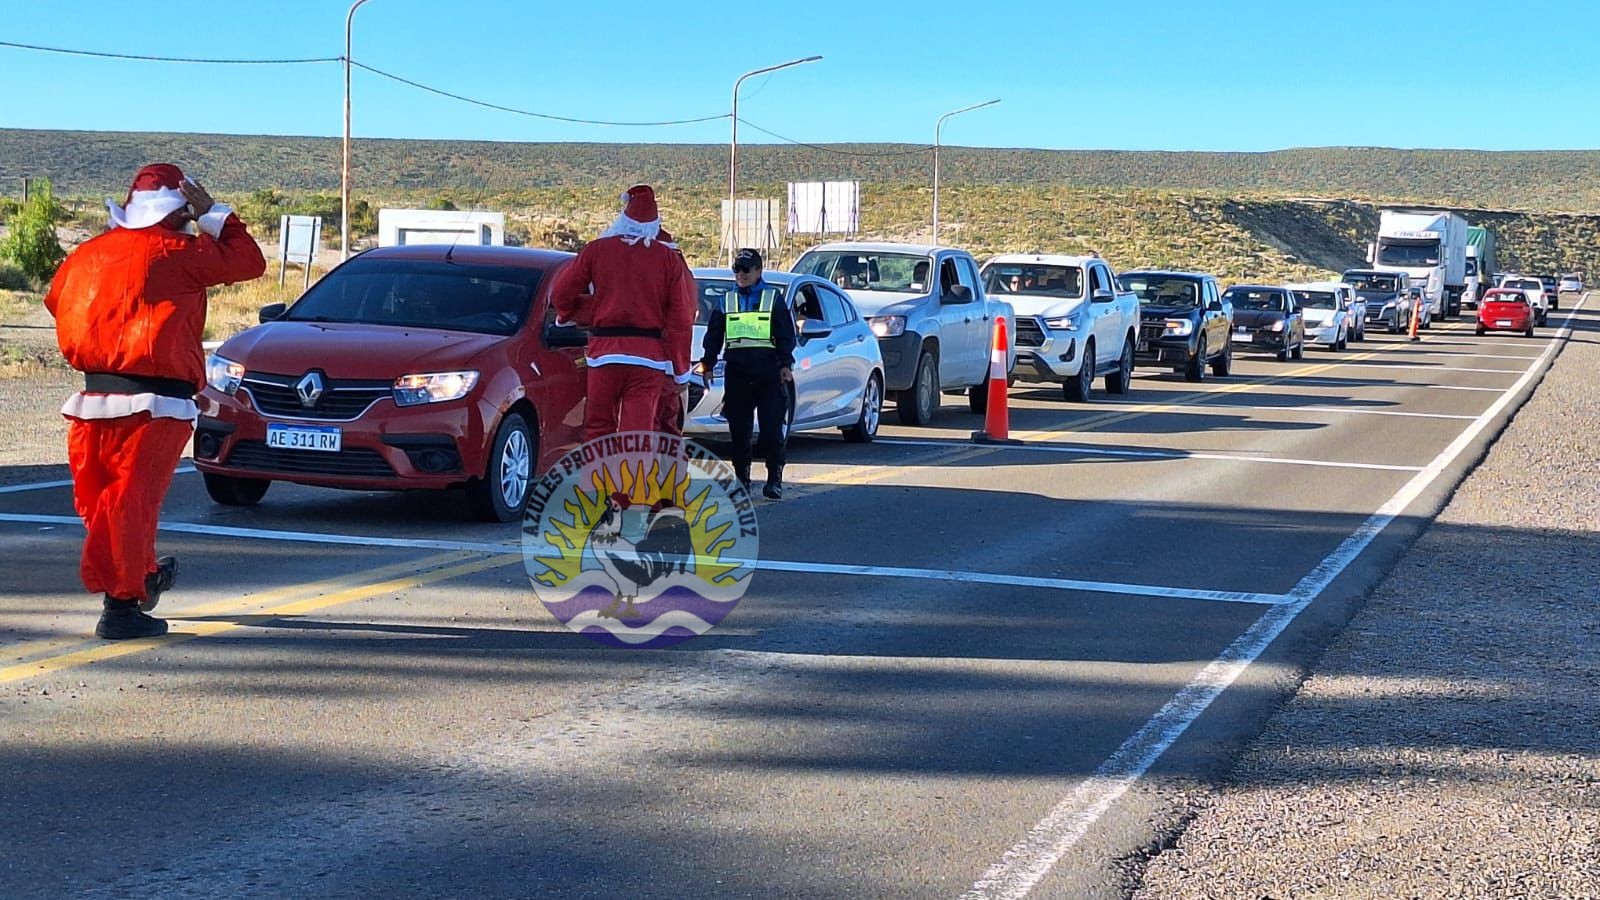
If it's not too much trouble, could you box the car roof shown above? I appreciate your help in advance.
[1224,283,1289,292]
[353,245,575,269]
[1119,269,1212,280]
[1286,281,1347,291]
[984,253,1099,267]
[799,241,944,255]
[691,268,803,286]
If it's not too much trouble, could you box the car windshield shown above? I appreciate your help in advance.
[1344,273,1399,292]
[1487,292,1526,304]
[1540,277,1557,288]
[283,258,540,336]
[1377,241,1441,267]
[1506,279,1540,290]
[1223,289,1285,311]
[693,278,789,325]
[983,264,1083,298]
[1118,274,1201,308]
[792,251,932,293]
[1293,290,1339,309]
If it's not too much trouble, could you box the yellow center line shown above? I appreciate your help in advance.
[0,552,509,685]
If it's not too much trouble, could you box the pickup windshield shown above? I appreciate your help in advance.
[1293,290,1339,309]
[1117,274,1201,308]
[1223,289,1286,311]
[1344,273,1400,292]
[283,258,540,336]
[1377,241,1441,267]
[792,251,932,293]
[983,265,1083,298]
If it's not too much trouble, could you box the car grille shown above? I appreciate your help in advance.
[224,441,396,478]
[241,373,392,421]
[1013,317,1046,348]
[1138,321,1167,343]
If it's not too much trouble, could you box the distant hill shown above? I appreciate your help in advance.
[5,128,1600,212]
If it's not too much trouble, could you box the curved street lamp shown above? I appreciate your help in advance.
[932,99,1000,245]
[728,55,822,264]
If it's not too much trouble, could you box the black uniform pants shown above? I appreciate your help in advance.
[723,369,788,476]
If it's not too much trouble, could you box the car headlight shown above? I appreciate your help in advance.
[1270,320,1285,332]
[1162,319,1193,337]
[1043,314,1081,331]
[869,316,906,338]
[205,353,244,395]
[392,370,480,406]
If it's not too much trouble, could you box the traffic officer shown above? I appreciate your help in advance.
[699,248,796,499]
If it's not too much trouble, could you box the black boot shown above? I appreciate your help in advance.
[734,464,752,495]
[763,467,784,500]
[141,556,177,612]
[96,596,168,640]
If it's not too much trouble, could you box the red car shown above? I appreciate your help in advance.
[1476,288,1536,337]
[194,246,589,521]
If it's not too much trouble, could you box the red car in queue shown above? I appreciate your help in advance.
[194,246,590,522]
[1476,288,1537,337]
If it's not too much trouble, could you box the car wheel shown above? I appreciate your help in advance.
[1211,335,1232,377]
[896,350,939,426]
[1525,324,1535,337]
[1184,335,1207,382]
[1476,325,1486,336]
[466,412,534,523]
[1065,340,1096,400]
[968,374,990,414]
[1106,338,1134,394]
[203,471,270,507]
[843,374,882,443]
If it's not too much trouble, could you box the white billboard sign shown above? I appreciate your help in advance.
[720,199,781,255]
[377,209,506,248]
[787,181,860,235]
[278,214,322,289]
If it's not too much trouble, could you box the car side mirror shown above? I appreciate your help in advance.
[544,323,589,348]
[797,319,833,342]
[1091,288,1115,303]
[941,284,973,304]
[258,302,287,324]
[1206,299,1223,312]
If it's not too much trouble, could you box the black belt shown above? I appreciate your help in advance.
[589,327,662,338]
[85,372,196,400]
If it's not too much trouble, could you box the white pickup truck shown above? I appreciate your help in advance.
[979,253,1140,401]
[791,242,1016,426]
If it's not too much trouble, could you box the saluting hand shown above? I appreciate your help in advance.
[180,179,215,218]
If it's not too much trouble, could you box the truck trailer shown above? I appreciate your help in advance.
[1368,210,1469,319]
[1464,225,1497,308]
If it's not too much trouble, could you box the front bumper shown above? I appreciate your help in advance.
[1133,320,1196,368]
[192,387,490,490]
[1230,328,1291,351]
[877,332,926,392]
[1011,318,1083,383]
[1306,323,1341,346]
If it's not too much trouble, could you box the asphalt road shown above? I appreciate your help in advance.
[0,301,1585,899]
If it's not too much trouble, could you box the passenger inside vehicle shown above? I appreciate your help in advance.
[911,260,930,291]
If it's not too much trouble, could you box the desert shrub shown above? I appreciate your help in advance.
[0,179,66,281]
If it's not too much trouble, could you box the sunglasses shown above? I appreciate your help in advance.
[732,265,754,274]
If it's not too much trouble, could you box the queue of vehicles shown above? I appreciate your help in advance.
[191,228,1580,522]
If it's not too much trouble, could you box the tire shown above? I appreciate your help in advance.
[1183,335,1207,382]
[1210,335,1232,377]
[1106,338,1134,395]
[896,350,939,426]
[968,374,990,414]
[843,374,882,443]
[1525,324,1535,338]
[466,412,534,523]
[1065,339,1096,401]
[203,471,270,507]
[1476,325,1486,336]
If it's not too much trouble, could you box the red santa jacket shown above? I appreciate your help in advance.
[47,212,265,395]
[549,235,697,381]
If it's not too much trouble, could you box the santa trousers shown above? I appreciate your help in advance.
[583,363,667,441]
[67,413,193,601]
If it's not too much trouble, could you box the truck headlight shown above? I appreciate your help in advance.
[205,353,244,395]
[869,316,906,338]
[392,371,480,406]
[1270,320,1285,332]
[1162,319,1193,337]
[1043,314,1081,331]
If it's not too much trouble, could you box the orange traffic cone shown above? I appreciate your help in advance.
[971,316,1020,445]
[1408,297,1422,342]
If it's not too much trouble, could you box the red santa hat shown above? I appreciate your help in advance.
[107,163,190,231]
[599,183,662,245]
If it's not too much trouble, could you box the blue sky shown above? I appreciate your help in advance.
[2,0,1594,151]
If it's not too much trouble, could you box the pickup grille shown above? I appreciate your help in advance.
[224,441,396,478]
[1138,321,1167,343]
[1013,317,1046,349]
[242,373,392,421]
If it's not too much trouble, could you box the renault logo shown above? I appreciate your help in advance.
[295,371,325,407]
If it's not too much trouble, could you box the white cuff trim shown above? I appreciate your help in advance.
[196,203,233,239]
[61,392,199,422]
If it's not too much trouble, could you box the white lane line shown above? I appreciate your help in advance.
[0,514,1288,606]
[962,298,1584,899]
[876,438,1423,473]
[1287,378,1504,393]
[0,465,195,495]
[1045,402,1476,422]
[1308,360,1528,375]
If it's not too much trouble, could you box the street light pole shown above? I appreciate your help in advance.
[728,55,822,264]
[932,99,1000,245]
[341,0,373,261]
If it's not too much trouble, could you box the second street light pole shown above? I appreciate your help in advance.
[341,0,373,261]
[728,55,822,265]
[932,99,1000,245]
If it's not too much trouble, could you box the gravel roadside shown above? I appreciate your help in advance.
[1134,303,1600,899]
[0,297,75,487]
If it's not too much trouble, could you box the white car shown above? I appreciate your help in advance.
[1498,275,1549,326]
[1559,274,1583,294]
[688,269,885,442]
[1288,282,1353,350]
[980,254,1140,401]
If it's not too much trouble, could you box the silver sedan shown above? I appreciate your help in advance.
[688,270,885,443]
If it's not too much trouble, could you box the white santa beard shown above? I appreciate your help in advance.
[598,212,661,245]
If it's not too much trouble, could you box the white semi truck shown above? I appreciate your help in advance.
[1368,210,1469,319]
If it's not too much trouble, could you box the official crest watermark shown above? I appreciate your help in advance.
[521,431,759,649]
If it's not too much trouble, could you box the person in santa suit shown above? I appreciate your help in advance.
[653,225,693,438]
[45,164,266,639]
[551,185,697,441]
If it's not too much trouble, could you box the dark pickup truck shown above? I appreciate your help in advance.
[1117,269,1233,382]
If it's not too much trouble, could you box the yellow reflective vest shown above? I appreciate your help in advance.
[723,286,780,350]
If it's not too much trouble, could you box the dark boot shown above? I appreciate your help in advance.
[763,467,784,500]
[734,463,752,495]
[141,556,177,612]
[96,596,168,640]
